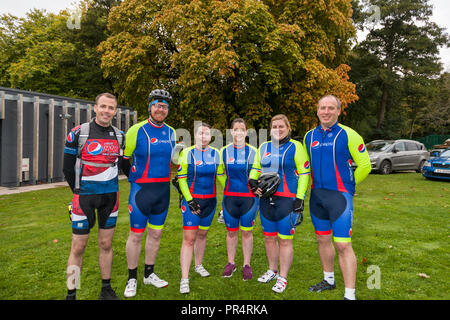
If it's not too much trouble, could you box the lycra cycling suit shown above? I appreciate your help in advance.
[249,139,310,239]
[177,145,221,230]
[303,122,371,242]
[124,118,176,232]
[63,121,123,234]
[218,143,259,232]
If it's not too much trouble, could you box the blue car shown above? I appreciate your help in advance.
[422,148,450,181]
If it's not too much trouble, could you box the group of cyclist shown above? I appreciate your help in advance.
[63,89,371,300]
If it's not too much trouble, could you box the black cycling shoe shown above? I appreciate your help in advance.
[99,286,121,300]
[308,280,336,292]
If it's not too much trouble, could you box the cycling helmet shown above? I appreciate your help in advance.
[148,89,172,102]
[257,172,281,198]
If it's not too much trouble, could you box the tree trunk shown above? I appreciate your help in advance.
[377,85,388,129]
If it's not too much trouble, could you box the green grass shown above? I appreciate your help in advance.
[0,173,448,300]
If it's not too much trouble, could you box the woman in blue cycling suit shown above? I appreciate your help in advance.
[177,122,223,294]
[249,114,310,293]
[218,118,258,280]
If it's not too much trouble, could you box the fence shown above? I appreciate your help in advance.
[417,135,450,150]
[0,87,137,187]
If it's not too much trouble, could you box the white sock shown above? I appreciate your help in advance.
[323,271,335,285]
[344,287,356,300]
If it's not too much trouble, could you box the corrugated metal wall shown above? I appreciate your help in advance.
[0,87,137,187]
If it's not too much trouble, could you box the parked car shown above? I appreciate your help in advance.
[422,148,450,181]
[366,139,429,174]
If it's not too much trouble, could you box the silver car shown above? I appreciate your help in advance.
[366,139,429,174]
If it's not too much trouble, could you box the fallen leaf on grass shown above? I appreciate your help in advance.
[361,258,368,265]
[52,239,59,243]
[383,197,390,200]
[417,273,430,279]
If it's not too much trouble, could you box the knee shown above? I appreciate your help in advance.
[71,240,87,257]
[99,239,112,252]
[148,229,163,241]
[128,232,143,245]
[279,238,292,248]
[183,235,196,247]
[241,230,252,240]
[335,242,353,255]
[227,230,238,239]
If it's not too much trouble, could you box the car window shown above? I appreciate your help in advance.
[367,141,393,151]
[440,149,450,157]
[405,142,419,151]
[394,142,406,152]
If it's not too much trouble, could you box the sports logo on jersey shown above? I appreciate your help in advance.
[181,205,186,213]
[150,138,158,144]
[177,165,182,172]
[131,166,136,173]
[196,160,203,166]
[67,131,75,143]
[358,144,366,153]
[86,141,103,155]
[311,141,320,148]
[304,161,310,169]
[128,205,133,213]
[228,157,235,163]
[263,152,271,158]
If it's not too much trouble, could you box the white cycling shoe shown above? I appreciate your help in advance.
[124,278,137,298]
[143,273,168,288]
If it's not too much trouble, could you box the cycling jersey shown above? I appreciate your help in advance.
[219,143,257,197]
[64,121,122,195]
[123,118,176,183]
[177,145,222,200]
[219,143,259,231]
[249,139,310,239]
[249,139,310,199]
[177,145,221,230]
[303,122,371,195]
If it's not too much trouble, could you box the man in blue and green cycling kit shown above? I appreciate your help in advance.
[303,95,371,300]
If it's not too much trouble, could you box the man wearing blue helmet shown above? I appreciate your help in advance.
[121,89,177,298]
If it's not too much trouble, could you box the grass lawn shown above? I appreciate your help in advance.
[0,172,448,300]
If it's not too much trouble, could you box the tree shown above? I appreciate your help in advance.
[348,0,449,139]
[99,0,358,133]
[0,0,121,100]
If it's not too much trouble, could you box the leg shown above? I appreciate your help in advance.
[316,233,335,273]
[241,230,253,266]
[144,227,163,265]
[180,229,197,279]
[278,238,293,279]
[226,230,239,264]
[126,231,144,269]
[335,242,357,289]
[98,228,115,280]
[67,234,89,290]
[264,235,279,272]
[194,228,209,266]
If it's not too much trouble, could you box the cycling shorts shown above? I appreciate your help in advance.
[181,197,217,231]
[259,196,301,240]
[309,188,353,242]
[222,196,259,232]
[128,182,170,233]
[71,192,119,235]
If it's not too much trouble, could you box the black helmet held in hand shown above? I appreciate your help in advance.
[148,89,172,102]
[258,172,281,198]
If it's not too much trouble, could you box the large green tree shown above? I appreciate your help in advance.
[345,0,448,139]
[99,0,358,133]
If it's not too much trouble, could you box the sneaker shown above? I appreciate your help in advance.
[124,278,137,298]
[195,264,210,277]
[272,276,287,293]
[180,279,190,294]
[308,279,336,292]
[222,263,236,278]
[217,210,225,224]
[242,265,253,281]
[143,273,168,288]
[257,269,278,283]
[65,293,76,300]
[99,286,121,300]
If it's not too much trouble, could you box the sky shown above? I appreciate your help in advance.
[0,0,449,70]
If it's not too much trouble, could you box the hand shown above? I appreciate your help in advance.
[292,198,304,227]
[187,199,201,215]
[293,198,304,214]
[249,179,262,196]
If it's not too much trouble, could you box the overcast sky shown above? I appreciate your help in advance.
[1,0,449,70]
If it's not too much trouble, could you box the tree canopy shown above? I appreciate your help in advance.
[99,0,358,133]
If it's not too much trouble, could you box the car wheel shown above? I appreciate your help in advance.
[380,160,392,175]
[417,160,426,173]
